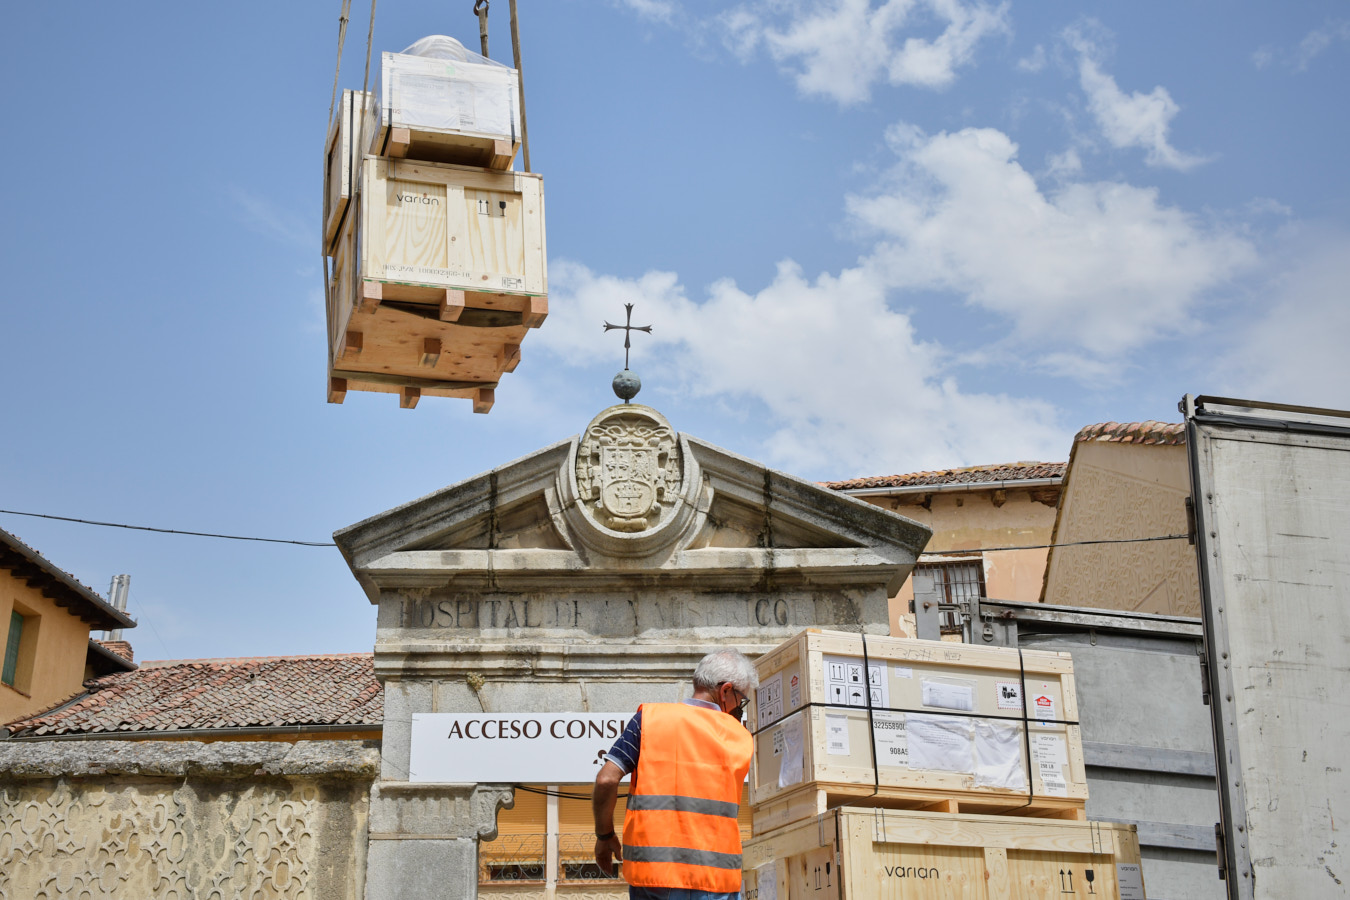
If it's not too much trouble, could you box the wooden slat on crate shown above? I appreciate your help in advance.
[359,158,546,299]
[323,90,376,253]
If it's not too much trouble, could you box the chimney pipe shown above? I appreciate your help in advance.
[106,574,130,641]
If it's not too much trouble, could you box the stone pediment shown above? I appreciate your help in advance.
[336,404,931,601]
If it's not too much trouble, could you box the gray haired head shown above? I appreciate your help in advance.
[693,649,759,695]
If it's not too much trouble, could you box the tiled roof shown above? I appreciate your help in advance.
[822,462,1066,492]
[4,653,381,737]
[1074,421,1185,446]
[0,527,135,631]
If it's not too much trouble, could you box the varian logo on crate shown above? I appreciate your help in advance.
[409,713,629,782]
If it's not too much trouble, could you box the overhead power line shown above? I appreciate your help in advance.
[0,509,337,548]
[924,534,1190,555]
[0,507,1190,555]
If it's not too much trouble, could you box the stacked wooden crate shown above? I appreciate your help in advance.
[744,630,1147,898]
[321,38,545,411]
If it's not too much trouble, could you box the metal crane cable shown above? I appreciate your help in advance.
[322,0,353,338]
[509,0,531,172]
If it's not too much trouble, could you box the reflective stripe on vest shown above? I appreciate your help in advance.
[624,845,742,870]
[625,794,740,819]
[621,702,754,892]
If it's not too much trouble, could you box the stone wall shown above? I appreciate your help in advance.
[0,740,378,900]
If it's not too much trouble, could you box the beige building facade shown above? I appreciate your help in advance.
[0,528,135,723]
[1041,422,1199,617]
[824,463,1064,636]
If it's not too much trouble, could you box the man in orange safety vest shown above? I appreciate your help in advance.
[593,648,757,899]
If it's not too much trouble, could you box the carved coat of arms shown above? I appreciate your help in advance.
[576,407,681,532]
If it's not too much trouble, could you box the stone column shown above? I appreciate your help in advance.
[366,781,515,900]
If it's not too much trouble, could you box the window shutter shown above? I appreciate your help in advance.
[2,613,22,687]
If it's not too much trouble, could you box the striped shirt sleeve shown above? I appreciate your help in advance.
[605,709,642,774]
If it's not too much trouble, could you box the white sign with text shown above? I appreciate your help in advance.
[409,713,632,783]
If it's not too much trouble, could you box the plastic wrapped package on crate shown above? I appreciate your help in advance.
[372,35,521,168]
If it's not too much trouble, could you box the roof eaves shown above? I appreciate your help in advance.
[0,527,136,630]
[87,638,137,672]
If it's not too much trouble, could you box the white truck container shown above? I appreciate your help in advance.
[1184,395,1350,899]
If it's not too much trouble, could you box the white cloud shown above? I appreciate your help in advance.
[613,0,679,25]
[1064,25,1208,171]
[1017,44,1046,73]
[1294,19,1350,70]
[535,260,1065,474]
[531,121,1260,472]
[227,186,311,249]
[1210,229,1350,408]
[1044,147,1082,180]
[847,124,1254,365]
[1257,19,1350,72]
[721,0,1009,105]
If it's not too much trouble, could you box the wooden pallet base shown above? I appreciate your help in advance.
[358,281,547,328]
[328,373,496,412]
[377,124,520,170]
[327,281,537,409]
[753,783,1086,837]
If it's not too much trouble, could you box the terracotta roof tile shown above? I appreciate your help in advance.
[4,653,381,737]
[1074,421,1185,446]
[822,462,1066,492]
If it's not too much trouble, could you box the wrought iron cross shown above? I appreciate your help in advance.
[603,303,652,370]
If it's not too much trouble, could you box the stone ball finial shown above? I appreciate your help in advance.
[612,370,641,402]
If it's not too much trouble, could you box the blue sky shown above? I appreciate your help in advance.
[2,2,1346,661]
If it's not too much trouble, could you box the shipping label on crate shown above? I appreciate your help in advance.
[823,654,889,708]
[995,681,1024,710]
[788,673,801,709]
[906,714,975,775]
[755,863,779,900]
[973,720,1027,791]
[1030,733,1070,797]
[777,714,805,789]
[1116,863,1146,900]
[920,679,975,711]
[872,711,908,767]
[825,715,850,756]
[758,672,784,728]
[1030,684,1058,726]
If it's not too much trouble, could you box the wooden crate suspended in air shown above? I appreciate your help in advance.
[325,157,547,411]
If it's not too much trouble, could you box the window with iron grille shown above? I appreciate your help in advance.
[914,560,986,633]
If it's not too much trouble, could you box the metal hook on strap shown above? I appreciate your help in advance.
[474,0,490,57]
